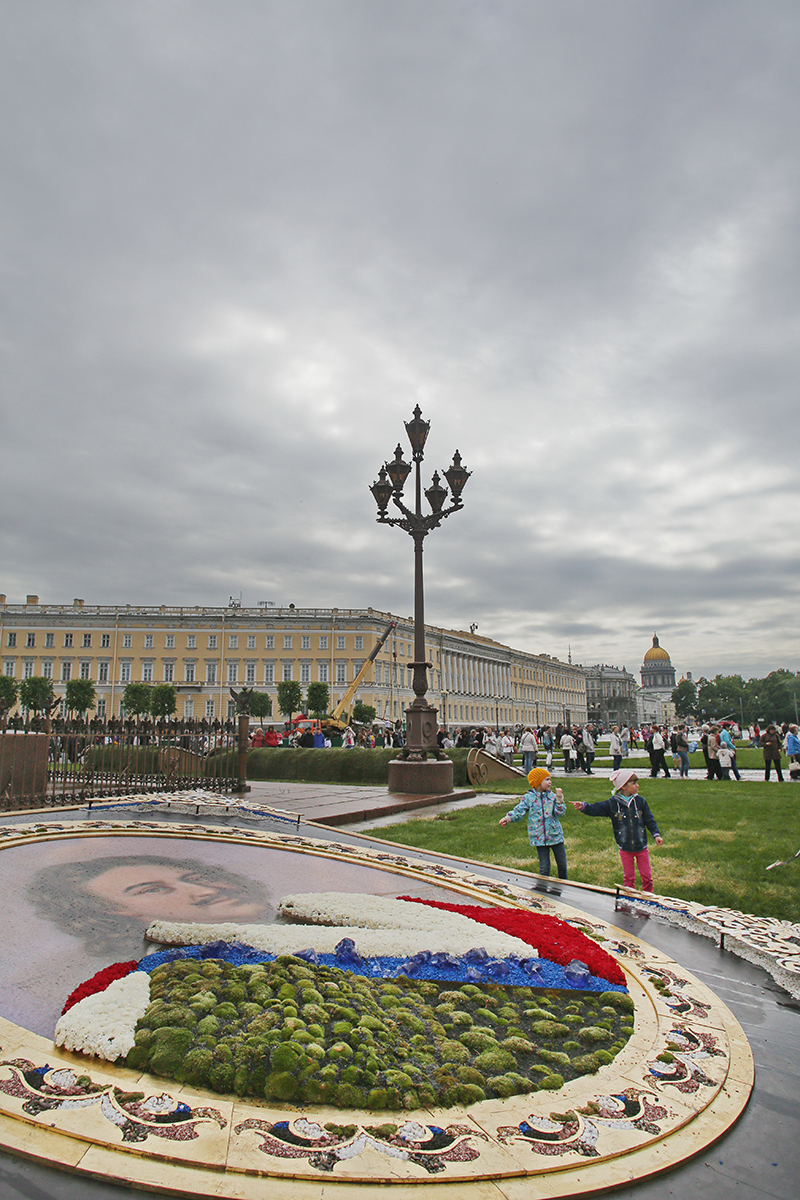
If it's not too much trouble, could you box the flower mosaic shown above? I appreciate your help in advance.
[0,815,755,1199]
[618,891,800,998]
[234,1115,487,1173]
[0,1058,225,1144]
[497,1087,671,1157]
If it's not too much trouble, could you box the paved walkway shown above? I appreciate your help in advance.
[240,779,476,825]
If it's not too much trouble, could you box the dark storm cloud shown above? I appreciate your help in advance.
[1,0,799,679]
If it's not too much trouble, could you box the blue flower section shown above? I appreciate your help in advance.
[139,940,626,994]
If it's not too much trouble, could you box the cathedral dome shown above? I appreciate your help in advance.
[644,634,670,662]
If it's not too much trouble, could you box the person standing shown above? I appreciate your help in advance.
[620,725,630,757]
[500,729,515,766]
[786,724,800,775]
[560,728,575,773]
[581,725,595,774]
[609,726,623,772]
[649,726,671,777]
[706,725,722,780]
[761,724,784,781]
[675,726,691,777]
[519,727,538,774]
[499,767,568,879]
[572,769,663,893]
[719,726,741,780]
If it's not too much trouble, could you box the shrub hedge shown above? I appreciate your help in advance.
[247,747,470,787]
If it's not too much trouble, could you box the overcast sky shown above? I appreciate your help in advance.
[2,1,798,682]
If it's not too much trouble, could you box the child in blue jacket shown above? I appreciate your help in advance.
[572,769,663,892]
[499,767,568,879]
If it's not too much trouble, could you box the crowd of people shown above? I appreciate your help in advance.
[249,716,800,782]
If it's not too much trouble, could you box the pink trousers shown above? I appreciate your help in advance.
[619,848,653,892]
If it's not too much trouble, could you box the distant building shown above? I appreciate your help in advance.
[0,594,587,729]
[637,633,677,725]
[580,664,638,730]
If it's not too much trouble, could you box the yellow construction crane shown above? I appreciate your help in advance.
[322,621,396,735]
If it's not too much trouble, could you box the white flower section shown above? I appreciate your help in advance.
[54,971,151,1062]
[147,893,534,960]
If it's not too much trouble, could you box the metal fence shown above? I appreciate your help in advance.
[0,716,241,809]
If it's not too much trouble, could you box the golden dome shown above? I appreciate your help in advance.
[643,634,670,662]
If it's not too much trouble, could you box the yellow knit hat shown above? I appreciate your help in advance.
[527,767,552,790]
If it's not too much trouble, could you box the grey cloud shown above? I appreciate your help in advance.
[2,0,799,684]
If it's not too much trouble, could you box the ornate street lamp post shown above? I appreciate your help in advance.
[370,405,470,794]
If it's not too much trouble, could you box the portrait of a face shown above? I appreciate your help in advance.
[0,832,457,1038]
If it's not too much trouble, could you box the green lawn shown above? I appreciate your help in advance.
[370,776,800,923]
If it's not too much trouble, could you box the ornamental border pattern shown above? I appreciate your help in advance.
[0,811,754,1200]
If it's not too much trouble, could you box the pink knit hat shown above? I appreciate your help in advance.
[610,768,637,792]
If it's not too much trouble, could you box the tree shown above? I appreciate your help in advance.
[276,680,303,723]
[671,678,698,719]
[696,675,747,724]
[19,676,56,717]
[352,701,376,725]
[306,682,330,720]
[0,675,19,724]
[65,678,96,715]
[122,682,152,718]
[150,683,177,720]
[249,691,273,724]
[749,670,800,725]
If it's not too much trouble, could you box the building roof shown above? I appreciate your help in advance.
[643,633,671,663]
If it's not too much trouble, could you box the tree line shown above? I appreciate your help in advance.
[0,675,376,727]
[672,669,800,725]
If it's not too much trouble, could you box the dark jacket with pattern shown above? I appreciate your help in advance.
[579,793,660,853]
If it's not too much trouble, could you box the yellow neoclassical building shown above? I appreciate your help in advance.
[0,595,587,729]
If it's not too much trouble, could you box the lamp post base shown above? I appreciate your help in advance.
[387,757,454,796]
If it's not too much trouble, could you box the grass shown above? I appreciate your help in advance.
[369,776,800,924]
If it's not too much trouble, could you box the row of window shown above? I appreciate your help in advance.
[4,631,387,652]
[3,659,417,688]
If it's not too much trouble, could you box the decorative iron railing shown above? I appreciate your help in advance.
[0,716,240,809]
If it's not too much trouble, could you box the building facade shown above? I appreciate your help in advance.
[0,595,587,729]
[580,663,638,729]
[636,633,677,725]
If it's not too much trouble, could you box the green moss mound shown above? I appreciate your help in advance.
[126,957,632,1110]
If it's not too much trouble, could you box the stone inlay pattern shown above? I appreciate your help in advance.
[615,890,800,999]
[0,815,754,1200]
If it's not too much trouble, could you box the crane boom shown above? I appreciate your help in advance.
[324,621,396,732]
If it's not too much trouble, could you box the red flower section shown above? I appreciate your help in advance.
[398,898,625,986]
[61,961,139,1014]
